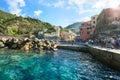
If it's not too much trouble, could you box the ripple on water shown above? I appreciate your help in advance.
[0,49,119,80]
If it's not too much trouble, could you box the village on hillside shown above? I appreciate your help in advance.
[61,6,120,41]
[59,6,120,48]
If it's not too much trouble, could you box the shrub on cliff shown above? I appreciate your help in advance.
[0,10,56,35]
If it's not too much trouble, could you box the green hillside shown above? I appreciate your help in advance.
[0,10,55,35]
[65,22,82,34]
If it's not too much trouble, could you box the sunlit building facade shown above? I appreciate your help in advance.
[79,15,98,40]
[79,21,92,40]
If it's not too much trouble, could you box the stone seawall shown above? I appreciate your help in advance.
[88,46,120,71]
[0,37,58,51]
[58,44,89,53]
[58,44,120,71]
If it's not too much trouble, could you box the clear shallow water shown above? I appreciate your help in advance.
[0,49,119,80]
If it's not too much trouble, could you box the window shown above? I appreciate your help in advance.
[87,32,91,34]
[87,27,89,30]
[89,27,92,29]
[81,24,84,26]
[115,17,117,21]
[80,32,83,35]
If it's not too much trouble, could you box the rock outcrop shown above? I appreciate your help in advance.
[93,7,120,38]
[0,37,58,51]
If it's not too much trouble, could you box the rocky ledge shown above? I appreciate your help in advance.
[0,37,58,51]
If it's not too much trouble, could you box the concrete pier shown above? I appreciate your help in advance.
[58,44,120,71]
[58,44,89,53]
[89,46,120,71]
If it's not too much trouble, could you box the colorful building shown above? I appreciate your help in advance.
[79,14,98,40]
[91,15,98,32]
[80,6,120,41]
[79,21,92,40]
[60,29,76,41]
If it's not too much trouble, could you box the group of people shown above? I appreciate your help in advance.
[87,37,120,49]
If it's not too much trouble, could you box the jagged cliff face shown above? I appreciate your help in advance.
[93,8,120,38]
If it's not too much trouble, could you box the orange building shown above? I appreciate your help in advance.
[80,6,120,41]
[80,21,92,40]
[80,15,98,40]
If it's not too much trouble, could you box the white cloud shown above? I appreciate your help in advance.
[68,0,84,6]
[66,0,94,15]
[39,0,65,8]
[38,0,120,15]
[68,0,120,14]
[68,0,95,7]
[92,0,120,9]
[78,9,92,15]
[107,0,120,8]
[38,0,91,14]
[77,16,99,23]
[34,10,43,17]
[6,0,25,15]
[53,1,65,8]
[92,0,106,9]
[38,0,44,4]
[79,17,91,22]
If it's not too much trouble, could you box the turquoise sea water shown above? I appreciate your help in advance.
[0,49,119,80]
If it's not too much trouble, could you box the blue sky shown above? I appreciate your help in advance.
[0,0,120,27]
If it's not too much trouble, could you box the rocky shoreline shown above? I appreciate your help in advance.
[0,37,58,51]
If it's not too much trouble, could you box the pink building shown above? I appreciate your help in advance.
[80,21,92,40]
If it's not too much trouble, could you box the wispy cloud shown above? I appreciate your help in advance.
[5,0,26,15]
[92,0,106,9]
[78,9,92,15]
[38,0,65,8]
[53,1,65,8]
[92,0,120,9]
[34,10,43,17]
[38,0,120,15]
[38,0,96,15]
[38,0,44,4]
[79,17,91,22]
[106,0,120,8]
[67,0,99,15]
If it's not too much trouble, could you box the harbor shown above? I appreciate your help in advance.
[58,43,120,71]
[0,0,120,79]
